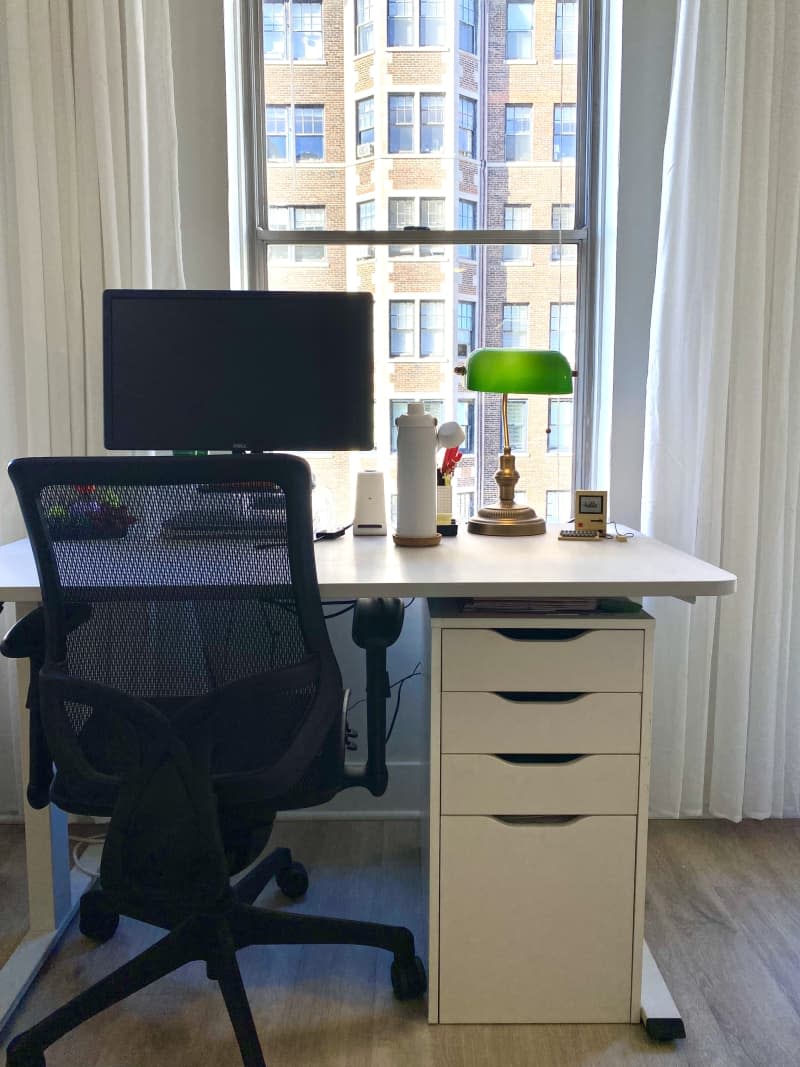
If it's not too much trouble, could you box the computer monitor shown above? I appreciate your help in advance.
[103,289,374,452]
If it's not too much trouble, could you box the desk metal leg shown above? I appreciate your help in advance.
[640,940,686,1041]
[0,602,94,1029]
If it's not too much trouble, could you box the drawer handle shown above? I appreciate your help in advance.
[496,691,585,704]
[494,628,588,642]
[495,754,584,765]
[491,815,585,827]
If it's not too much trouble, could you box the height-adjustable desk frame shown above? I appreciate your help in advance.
[0,531,735,1034]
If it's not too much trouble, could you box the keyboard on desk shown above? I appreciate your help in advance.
[161,507,286,541]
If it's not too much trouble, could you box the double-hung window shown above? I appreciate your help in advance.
[457,398,476,453]
[356,0,374,54]
[263,2,287,59]
[457,301,476,358]
[555,0,578,61]
[505,104,532,161]
[507,400,528,452]
[356,97,374,151]
[503,304,529,348]
[420,300,445,358]
[266,105,323,162]
[507,1,534,60]
[553,104,577,160]
[389,197,415,257]
[547,397,573,452]
[267,206,325,263]
[390,301,415,357]
[459,0,477,53]
[458,200,477,260]
[551,204,576,260]
[420,198,445,257]
[388,0,413,46]
[420,94,445,153]
[420,0,446,46]
[389,94,414,153]
[503,204,530,261]
[549,302,576,360]
[292,1,323,60]
[357,200,375,258]
[458,97,477,158]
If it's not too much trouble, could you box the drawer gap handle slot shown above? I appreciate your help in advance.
[496,691,585,704]
[492,815,585,827]
[495,753,584,765]
[493,628,588,642]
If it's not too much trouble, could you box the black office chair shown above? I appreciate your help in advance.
[1,454,425,1067]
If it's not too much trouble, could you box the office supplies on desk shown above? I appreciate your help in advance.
[353,470,387,536]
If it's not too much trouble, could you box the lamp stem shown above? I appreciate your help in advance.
[501,392,510,454]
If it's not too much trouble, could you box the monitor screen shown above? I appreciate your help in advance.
[103,289,374,452]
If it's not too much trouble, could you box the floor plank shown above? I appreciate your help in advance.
[2,819,800,1066]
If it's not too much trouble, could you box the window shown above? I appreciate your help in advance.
[388,0,413,46]
[555,0,578,61]
[357,200,375,258]
[546,490,571,524]
[263,2,287,59]
[553,103,577,160]
[457,398,475,453]
[292,1,323,60]
[455,491,476,521]
[505,104,532,161]
[389,197,443,256]
[390,301,415,357]
[420,300,445,358]
[551,204,576,260]
[549,302,576,360]
[266,105,323,162]
[459,0,477,53]
[356,97,374,149]
[503,204,530,261]
[420,0,446,46]
[389,197,415,256]
[389,94,414,153]
[356,0,373,54]
[268,206,325,262]
[507,399,528,452]
[507,1,534,60]
[420,197,445,257]
[547,397,573,452]
[502,304,529,348]
[390,399,444,451]
[458,96,477,158]
[420,94,445,153]
[458,200,477,260]
[457,301,476,358]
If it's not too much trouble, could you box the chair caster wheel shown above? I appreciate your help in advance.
[7,1034,46,1067]
[276,862,309,899]
[391,956,427,1000]
[79,893,120,943]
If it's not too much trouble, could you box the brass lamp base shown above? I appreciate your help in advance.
[467,450,546,536]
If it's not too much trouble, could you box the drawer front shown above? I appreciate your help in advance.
[441,753,639,815]
[441,628,644,693]
[439,815,636,1023]
[441,692,641,754]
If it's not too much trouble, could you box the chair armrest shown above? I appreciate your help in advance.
[1,604,92,659]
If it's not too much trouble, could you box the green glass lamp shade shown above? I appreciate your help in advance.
[464,348,573,395]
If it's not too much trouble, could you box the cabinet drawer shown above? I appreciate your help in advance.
[441,753,639,815]
[441,628,643,693]
[441,692,641,754]
[439,815,636,1022]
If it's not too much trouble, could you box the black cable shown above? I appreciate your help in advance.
[323,602,357,620]
[346,661,421,719]
[385,662,421,743]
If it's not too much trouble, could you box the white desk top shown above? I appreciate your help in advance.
[0,529,736,603]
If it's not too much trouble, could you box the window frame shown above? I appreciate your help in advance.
[388,0,414,48]
[553,102,577,161]
[459,0,478,54]
[420,93,446,154]
[506,398,529,453]
[356,0,374,54]
[555,0,578,62]
[502,204,531,262]
[457,199,477,260]
[502,303,529,348]
[506,0,534,61]
[388,93,415,154]
[458,96,478,159]
[420,0,447,47]
[504,103,533,162]
[291,0,324,61]
[547,396,573,453]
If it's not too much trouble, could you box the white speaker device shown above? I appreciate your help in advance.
[353,470,387,536]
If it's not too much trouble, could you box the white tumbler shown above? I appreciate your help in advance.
[393,401,440,546]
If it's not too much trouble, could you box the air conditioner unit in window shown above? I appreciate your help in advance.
[356,143,374,158]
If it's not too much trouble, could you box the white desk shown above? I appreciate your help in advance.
[0,530,736,1033]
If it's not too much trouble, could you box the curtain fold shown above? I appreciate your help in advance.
[0,0,185,814]
[643,0,800,819]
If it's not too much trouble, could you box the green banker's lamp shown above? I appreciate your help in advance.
[457,348,573,536]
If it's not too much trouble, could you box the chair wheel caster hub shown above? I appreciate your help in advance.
[276,862,309,899]
[391,955,427,1000]
[79,893,120,943]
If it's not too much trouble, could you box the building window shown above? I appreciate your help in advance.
[459,0,477,53]
[458,200,477,260]
[266,105,323,162]
[502,303,529,348]
[457,301,476,358]
[507,1,534,60]
[292,1,323,60]
[266,105,289,160]
[389,197,415,256]
[356,97,374,150]
[456,398,475,453]
[268,206,325,262]
[390,399,444,451]
[420,197,445,256]
[505,104,532,161]
[357,200,375,258]
[458,96,477,158]
[455,491,475,521]
[551,204,576,260]
[550,302,576,360]
[420,300,445,358]
[503,204,530,261]
[555,0,578,61]
[547,397,573,452]
[507,399,528,452]
[356,0,373,54]
[420,94,445,153]
[390,301,415,357]
[389,94,414,153]
[420,0,446,46]
[389,198,443,256]
[553,103,577,160]
[263,2,287,60]
[546,489,571,524]
[388,0,413,47]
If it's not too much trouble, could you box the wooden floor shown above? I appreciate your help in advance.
[2,819,800,1066]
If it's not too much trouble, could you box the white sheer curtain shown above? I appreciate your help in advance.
[0,0,185,813]
[642,0,800,820]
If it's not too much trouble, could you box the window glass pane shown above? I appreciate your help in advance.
[389,94,414,153]
[357,97,374,145]
[551,203,576,260]
[507,1,534,60]
[554,103,577,160]
[458,200,476,260]
[503,203,530,261]
[507,399,528,452]
[547,397,573,452]
[549,302,576,361]
[294,105,324,161]
[263,2,287,59]
[457,301,475,358]
[292,1,323,60]
[459,0,477,53]
[420,197,445,256]
[357,199,375,258]
[266,105,288,160]
[356,0,374,54]
[456,398,476,453]
[420,93,445,153]
[390,300,415,356]
[555,0,578,61]
[420,300,445,357]
[505,104,532,161]
[388,0,413,46]
[546,489,572,523]
[420,0,446,46]
[458,97,477,158]
[389,197,415,256]
[502,303,529,347]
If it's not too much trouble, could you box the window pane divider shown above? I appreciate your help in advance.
[255,227,588,245]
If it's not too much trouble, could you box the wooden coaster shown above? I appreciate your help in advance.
[393,533,442,547]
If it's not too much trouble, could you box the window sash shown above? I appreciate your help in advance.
[458,96,477,158]
[547,397,573,452]
[506,398,528,452]
[507,1,534,60]
[292,1,323,60]
[420,0,446,46]
[459,0,477,53]
[357,97,375,144]
[388,0,414,46]
[420,94,445,153]
[555,0,578,61]
[502,304,529,348]
[356,0,374,53]
[505,105,532,161]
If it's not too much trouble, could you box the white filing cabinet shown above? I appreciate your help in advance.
[427,602,655,1025]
